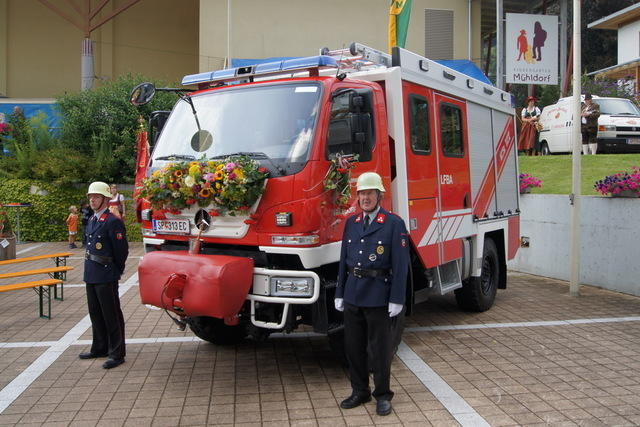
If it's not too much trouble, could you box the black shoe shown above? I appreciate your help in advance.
[340,393,371,409]
[78,352,108,359]
[102,358,125,369]
[376,399,392,416]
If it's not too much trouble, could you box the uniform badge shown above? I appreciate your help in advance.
[369,254,377,262]
[376,213,386,223]
[116,232,123,240]
[95,242,102,250]
[401,238,407,247]
[376,245,384,255]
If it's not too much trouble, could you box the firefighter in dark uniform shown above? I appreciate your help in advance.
[334,172,409,416]
[79,181,129,369]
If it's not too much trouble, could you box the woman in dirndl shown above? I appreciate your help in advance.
[518,96,541,156]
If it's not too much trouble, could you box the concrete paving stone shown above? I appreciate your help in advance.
[150,416,181,426]
[124,418,152,426]
[46,410,78,422]
[233,410,261,423]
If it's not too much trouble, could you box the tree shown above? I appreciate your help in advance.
[582,0,637,74]
[56,73,177,183]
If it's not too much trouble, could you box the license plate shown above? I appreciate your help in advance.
[152,219,190,234]
[628,138,640,145]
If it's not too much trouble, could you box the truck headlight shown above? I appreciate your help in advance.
[271,235,319,245]
[270,277,313,297]
[598,125,615,132]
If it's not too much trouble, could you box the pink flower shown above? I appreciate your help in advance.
[228,172,237,180]
[225,162,236,172]
[203,173,215,181]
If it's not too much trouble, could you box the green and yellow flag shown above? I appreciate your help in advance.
[388,0,413,53]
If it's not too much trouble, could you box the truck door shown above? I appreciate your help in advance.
[403,82,440,268]
[434,93,472,263]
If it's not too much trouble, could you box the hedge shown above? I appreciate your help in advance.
[0,179,141,242]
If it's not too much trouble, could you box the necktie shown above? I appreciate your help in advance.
[364,215,370,229]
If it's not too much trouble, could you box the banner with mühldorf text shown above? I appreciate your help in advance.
[388,0,413,53]
[505,13,558,85]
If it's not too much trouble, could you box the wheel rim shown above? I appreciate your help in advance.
[480,254,496,295]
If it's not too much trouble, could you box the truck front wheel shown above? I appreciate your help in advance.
[188,316,246,345]
[455,238,499,312]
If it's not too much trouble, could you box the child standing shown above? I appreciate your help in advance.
[66,206,79,249]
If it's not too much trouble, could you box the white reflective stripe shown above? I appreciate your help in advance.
[436,208,472,218]
[417,210,474,247]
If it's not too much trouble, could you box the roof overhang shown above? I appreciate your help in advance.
[588,57,640,80]
[588,3,640,30]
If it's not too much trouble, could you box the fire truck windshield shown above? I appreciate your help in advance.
[152,82,322,175]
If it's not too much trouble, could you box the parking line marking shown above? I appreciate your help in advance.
[397,342,490,426]
[0,273,138,414]
[15,243,45,255]
[404,316,640,333]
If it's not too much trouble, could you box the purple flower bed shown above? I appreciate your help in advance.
[594,167,640,196]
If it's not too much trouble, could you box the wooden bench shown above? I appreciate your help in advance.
[0,252,73,319]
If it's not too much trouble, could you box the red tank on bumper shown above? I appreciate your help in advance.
[138,251,254,319]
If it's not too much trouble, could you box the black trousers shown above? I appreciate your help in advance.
[86,281,126,360]
[344,303,394,401]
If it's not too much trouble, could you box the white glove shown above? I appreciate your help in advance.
[388,303,403,317]
[334,298,344,312]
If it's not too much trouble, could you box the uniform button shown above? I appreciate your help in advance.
[348,239,351,243]
[378,241,382,244]
[357,262,361,266]
[360,239,364,243]
[359,250,362,254]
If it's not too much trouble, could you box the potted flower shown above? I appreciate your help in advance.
[519,173,542,194]
[594,167,640,198]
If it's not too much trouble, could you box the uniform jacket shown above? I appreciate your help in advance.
[581,102,600,132]
[84,210,129,283]
[336,207,410,307]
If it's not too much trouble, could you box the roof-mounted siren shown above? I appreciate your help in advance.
[181,56,339,88]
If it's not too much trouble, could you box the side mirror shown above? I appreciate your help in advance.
[130,82,156,106]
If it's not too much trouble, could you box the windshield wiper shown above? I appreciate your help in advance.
[611,112,636,115]
[155,154,196,161]
[211,152,286,176]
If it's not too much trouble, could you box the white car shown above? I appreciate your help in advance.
[538,95,640,154]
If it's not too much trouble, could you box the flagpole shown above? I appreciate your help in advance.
[570,0,581,296]
[226,0,231,69]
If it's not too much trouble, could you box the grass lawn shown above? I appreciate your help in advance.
[518,154,640,195]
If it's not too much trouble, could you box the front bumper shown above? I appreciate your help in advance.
[597,137,640,153]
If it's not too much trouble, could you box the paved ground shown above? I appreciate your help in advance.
[0,242,639,426]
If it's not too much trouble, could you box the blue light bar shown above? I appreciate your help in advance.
[181,55,338,86]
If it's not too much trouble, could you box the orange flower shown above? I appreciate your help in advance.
[173,170,183,177]
[214,170,225,180]
[199,188,212,198]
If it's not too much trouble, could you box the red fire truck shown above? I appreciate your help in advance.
[132,43,520,345]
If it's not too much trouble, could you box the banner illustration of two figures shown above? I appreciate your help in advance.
[506,13,558,85]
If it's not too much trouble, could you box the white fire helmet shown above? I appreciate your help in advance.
[356,172,385,192]
[87,181,112,198]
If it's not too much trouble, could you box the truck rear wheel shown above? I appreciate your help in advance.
[455,238,499,312]
[188,316,246,345]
